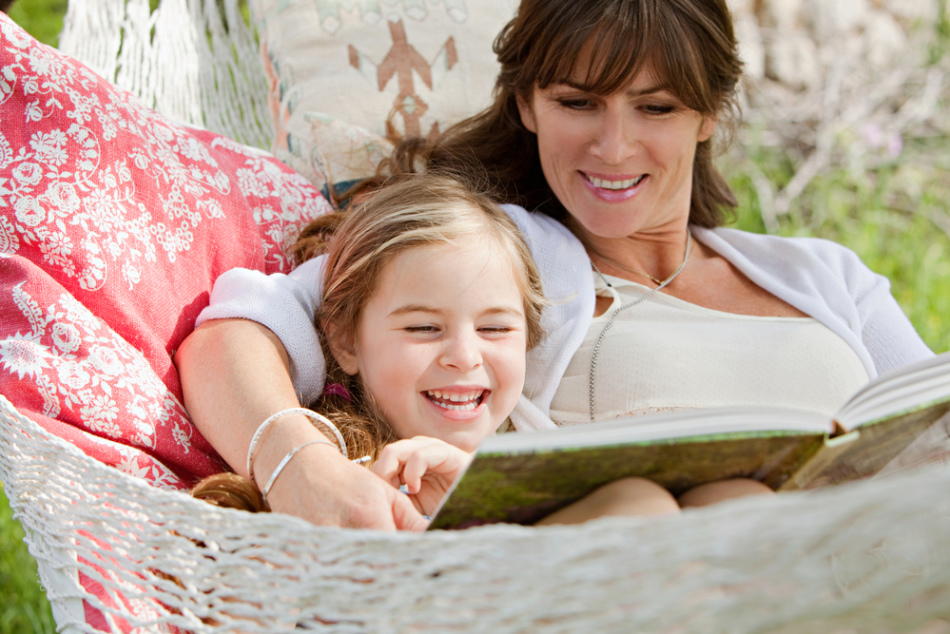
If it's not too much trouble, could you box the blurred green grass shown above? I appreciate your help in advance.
[6,0,66,47]
[3,6,67,634]
[1,484,55,634]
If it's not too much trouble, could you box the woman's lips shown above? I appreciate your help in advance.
[582,172,647,202]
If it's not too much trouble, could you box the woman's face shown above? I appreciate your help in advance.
[517,64,716,241]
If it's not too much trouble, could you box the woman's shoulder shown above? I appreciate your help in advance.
[500,204,588,262]
[501,204,577,239]
[698,226,876,278]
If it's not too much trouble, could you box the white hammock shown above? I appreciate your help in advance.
[2,0,945,630]
[58,0,272,149]
[6,394,950,632]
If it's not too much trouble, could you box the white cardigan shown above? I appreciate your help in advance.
[197,204,933,431]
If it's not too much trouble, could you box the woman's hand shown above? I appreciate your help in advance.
[371,437,474,518]
[176,318,427,531]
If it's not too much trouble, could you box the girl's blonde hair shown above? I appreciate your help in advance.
[194,173,546,512]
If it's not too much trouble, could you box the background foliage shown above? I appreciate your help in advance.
[1,3,948,633]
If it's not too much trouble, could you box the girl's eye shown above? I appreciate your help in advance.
[404,325,437,333]
[479,326,515,334]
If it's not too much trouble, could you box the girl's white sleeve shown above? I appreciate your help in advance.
[195,257,328,405]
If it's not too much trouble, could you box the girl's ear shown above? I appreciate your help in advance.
[326,327,360,376]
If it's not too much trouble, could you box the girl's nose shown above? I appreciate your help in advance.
[439,333,483,372]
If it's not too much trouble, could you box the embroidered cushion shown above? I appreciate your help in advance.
[0,14,332,490]
[251,0,517,189]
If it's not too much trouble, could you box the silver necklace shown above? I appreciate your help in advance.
[588,230,693,421]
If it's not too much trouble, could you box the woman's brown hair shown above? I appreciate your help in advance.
[402,0,742,227]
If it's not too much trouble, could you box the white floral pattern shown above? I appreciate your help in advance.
[3,280,188,488]
[0,16,332,490]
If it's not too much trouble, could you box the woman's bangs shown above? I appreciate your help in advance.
[534,5,651,95]
[529,2,716,111]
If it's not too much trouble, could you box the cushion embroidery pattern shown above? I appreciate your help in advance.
[0,14,332,490]
[253,0,516,191]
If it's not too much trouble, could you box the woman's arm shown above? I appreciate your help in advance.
[175,318,427,530]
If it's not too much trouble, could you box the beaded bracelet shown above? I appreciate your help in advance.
[260,439,335,507]
[246,407,348,488]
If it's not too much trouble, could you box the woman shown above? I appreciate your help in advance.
[175,0,932,529]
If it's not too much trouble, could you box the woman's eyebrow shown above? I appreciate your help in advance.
[558,79,670,98]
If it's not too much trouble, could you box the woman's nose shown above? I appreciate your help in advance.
[439,333,482,371]
[590,107,637,164]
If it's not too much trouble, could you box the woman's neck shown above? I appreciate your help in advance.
[579,224,694,287]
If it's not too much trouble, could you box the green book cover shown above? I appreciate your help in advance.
[428,352,950,530]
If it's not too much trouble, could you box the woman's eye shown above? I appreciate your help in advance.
[642,104,676,115]
[557,97,595,111]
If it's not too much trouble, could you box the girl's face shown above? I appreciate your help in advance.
[517,63,716,241]
[332,237,528,453]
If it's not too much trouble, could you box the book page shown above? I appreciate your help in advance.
[837,352,950,428]
[787,403,950,490]
[478,407,831,454]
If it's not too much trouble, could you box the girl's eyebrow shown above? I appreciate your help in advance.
[388,304,440,317]
[388,304,525,318]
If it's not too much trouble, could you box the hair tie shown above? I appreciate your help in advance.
[323,382,352,402]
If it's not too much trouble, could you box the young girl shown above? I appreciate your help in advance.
[193,173,694,522]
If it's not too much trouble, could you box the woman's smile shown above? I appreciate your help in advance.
[582,171,648,202]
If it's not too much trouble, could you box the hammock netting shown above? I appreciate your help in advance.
[2,0,950,630]
[58,0,272,149]
[5,395,950,632]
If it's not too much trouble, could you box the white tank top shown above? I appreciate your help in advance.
[549,272,870,424]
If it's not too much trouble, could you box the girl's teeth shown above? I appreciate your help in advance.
[440,401,478,412]
[426,390,484,410]
[589,175,645,190]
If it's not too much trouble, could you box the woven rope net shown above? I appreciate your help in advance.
[5,395,950,632]
[27,0,950,630]
[58,0,273,149]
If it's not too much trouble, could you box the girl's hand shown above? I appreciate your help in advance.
[371,437,474,518]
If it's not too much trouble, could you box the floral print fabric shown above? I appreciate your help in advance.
[0,14,332,489]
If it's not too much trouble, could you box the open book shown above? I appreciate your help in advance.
[428,352,950,530]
